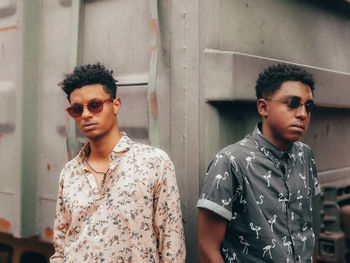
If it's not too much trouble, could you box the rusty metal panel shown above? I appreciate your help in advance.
[35,0,73,241]
[0,0,20,237]
[83,0,151,75]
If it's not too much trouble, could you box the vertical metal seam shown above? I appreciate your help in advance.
[147,0,160,147]
[66,0,85,160]
[20,0,41,236]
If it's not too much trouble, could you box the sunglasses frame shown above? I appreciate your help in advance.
[65,98,114,118]
[263,97,316,113]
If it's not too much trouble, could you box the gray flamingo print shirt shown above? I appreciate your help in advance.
[197,124,320,263]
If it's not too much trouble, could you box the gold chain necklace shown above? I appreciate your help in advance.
[86,159,110,176]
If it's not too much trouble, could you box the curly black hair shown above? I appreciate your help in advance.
[255,64,315,99]
[59,63,117,101]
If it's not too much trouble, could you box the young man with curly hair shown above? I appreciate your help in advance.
[197,64,320,263]
[50,63,186,262]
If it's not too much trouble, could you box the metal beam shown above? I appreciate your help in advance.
[21,0,41,237]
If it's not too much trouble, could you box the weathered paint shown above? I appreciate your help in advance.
[0,218,10,232]
[0,25,17,32]
[44,227,53,240]
[150,92,158,117]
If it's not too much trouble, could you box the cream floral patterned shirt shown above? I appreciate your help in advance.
[50,134,186,263]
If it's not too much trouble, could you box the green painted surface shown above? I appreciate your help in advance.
[66,0,85,159]
[147,0,160,148]
[21,0,41,237]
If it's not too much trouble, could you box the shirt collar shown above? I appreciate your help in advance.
[252,123,295,161]
[77,131,132,163]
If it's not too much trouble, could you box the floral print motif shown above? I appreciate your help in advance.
[50,134,186,263]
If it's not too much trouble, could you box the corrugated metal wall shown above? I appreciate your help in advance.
[0,1,349,262]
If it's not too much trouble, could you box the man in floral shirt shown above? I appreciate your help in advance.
[50,63,186,262]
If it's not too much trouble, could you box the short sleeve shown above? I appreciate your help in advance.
[197,153,240,221]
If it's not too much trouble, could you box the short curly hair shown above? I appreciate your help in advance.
[59,63,117,102]
[255,64,315,99]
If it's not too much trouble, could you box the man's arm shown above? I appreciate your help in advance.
[154,157,186,263]
[197,208,227,263]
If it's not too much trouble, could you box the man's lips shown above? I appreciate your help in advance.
[82,122,98,130]
[290,124,305,130]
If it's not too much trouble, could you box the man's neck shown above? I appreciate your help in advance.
[88,129,122,161]
[260,123,292,152]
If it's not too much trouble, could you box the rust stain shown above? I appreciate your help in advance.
[0,133,3,139]
[150,45,157,51]
[45,227,54,240]
[261,40,264,45]
[149,19,158,40]
[0,218,11,232]
[0,25,18,32]
[47,163,51,171]
[150,92,158,118]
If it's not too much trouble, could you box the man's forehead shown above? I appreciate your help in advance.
[273,81,313,99]
[70,84,108,102]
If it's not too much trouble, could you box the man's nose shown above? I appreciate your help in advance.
[296,104,309,119]
[81,106,92,118]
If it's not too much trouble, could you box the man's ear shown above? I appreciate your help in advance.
[257,99,268,118]
[113,97,121,115]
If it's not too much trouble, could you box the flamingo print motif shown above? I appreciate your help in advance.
[239,236,250,254]
[268,215,277,232]
[298,151,305,164]
[297,190,303,209]
[231,212,237,220]
[282,236,292,255]
[229,155,238,172]
[215,171,229,189]
[240,138,248,145]
[245,152,256,169]
[262,239,276,259]
[232,185,242,201]
[299,173,307,188]
[288,153,296,165]
[249,223,261,239]
[256,195,264,205]
[298,233,307,251]
[221,198,232,208]
[278,193,288,211]
[214,154,224,166]
[263,170,272,187]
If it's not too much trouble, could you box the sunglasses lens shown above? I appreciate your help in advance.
[87,100,104,113]
[305,103,316,113]
[67,105,83,117]
[288,98,301,109]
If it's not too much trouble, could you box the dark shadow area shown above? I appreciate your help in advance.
[303,0,350,18]
[0,243,13,263]
[20,251,47,263]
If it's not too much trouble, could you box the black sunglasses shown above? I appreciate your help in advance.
[264,96,316,113]
[66,98,114,118]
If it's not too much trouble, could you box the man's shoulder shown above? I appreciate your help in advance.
[132,141,171,162]
[60,155,80,174]
[217,135,255,158]
[294,141,313,154]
